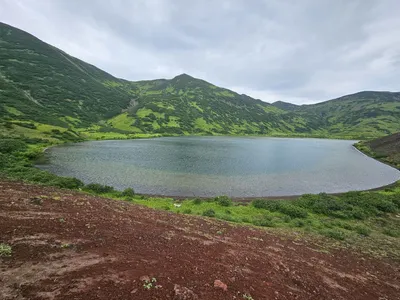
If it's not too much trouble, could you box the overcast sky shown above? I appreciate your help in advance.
[1,0,400,104]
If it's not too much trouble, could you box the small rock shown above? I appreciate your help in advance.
[140,275,150,282]
[30,197,42,205]
[174,284,198,299]
[214,280,228,291]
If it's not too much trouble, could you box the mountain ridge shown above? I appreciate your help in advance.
[1,22,399,142]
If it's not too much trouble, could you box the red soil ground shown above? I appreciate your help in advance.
[0,180,399,299]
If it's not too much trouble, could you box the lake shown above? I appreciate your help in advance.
[38,136,400,197]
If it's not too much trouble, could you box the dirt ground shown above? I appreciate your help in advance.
[1,180,399,300]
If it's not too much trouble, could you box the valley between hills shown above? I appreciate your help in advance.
[1,22,400,144]
[1,21,400,300]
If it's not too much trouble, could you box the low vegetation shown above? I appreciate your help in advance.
[0,243,12,257]
[122,190,400,246]
[0,138,85,189]
[1,136,399,257]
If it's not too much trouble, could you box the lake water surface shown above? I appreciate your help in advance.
[38,137,400,197]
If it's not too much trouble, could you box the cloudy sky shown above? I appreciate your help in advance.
[1,0,400,104]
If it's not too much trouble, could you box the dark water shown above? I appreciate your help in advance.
[38,136,400,197]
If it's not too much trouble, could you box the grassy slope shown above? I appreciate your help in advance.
[63,181,400,260]
[275,92,400,139]
[0,23,133,125]
[1,22,400,141]
[117,74,322,136]
[355,132,400,169]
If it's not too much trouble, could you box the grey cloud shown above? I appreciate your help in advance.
[1,0,399,104]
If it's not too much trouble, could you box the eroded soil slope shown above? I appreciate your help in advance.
[1,181,399,300]
[367,132,400,168]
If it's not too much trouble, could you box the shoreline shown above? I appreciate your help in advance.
[136,180,399,202]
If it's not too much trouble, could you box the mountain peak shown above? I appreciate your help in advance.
[272,101,299,111]
[173,73,194,80]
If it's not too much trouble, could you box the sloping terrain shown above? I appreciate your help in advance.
[117,74,316,136]
[367,132,400,154]
[358,132,400,169]
[301,92,400,139]
[1,22,400,141]
[274,92,400,139]
[0,22,312,139]
[1,180,399,300]
[0,22,132,127]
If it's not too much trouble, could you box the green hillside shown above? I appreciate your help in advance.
[115,74,320,136]
[303,92,400,139]
[275,92,400,139]
[1,22,399,142]
[271,101,299,111]
[356,132,400,169]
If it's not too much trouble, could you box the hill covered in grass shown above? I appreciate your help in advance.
[111,73,321,137]
[300,92,400,139]
[356,132,400,169]
[1,22,400,142]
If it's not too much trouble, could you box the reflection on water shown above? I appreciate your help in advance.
[38,136,400,197]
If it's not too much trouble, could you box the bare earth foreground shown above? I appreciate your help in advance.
[1,181,399,300]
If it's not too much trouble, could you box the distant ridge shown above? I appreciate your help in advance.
[272,101,299,111]
[0,21,400,141]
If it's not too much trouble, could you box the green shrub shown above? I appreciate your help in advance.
[342,192,398,216]
[252,199,267,209]
[0,243,12,257]
[121,188,135,197]
[0,153,14,169]
[21,147,43,160]
[350,207,367,220]
[333,221,354,231]
[193,198,202,205]
[47,177,84,189]
[383,228,400,237]
[183,209,192,214]
[220,214,237,222]
[306,193,348,215]
[252,199,282,211]
[373,200,397,213]
[241,217,251,223]
[278,204,308,218]
[0,139,27,154]
[320,228,347,240]
[390,195,400,209]
[252,214,276,227]
[84,183,115,194]
[253,218,276,227]
[215,195,232,207]
[291,219,305,227]
[13,168,54,183]
[202,209,216,217]
[355,225,372,236]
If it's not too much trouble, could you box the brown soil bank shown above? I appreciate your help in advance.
[365,132,400,169]
[1,181,399,300]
